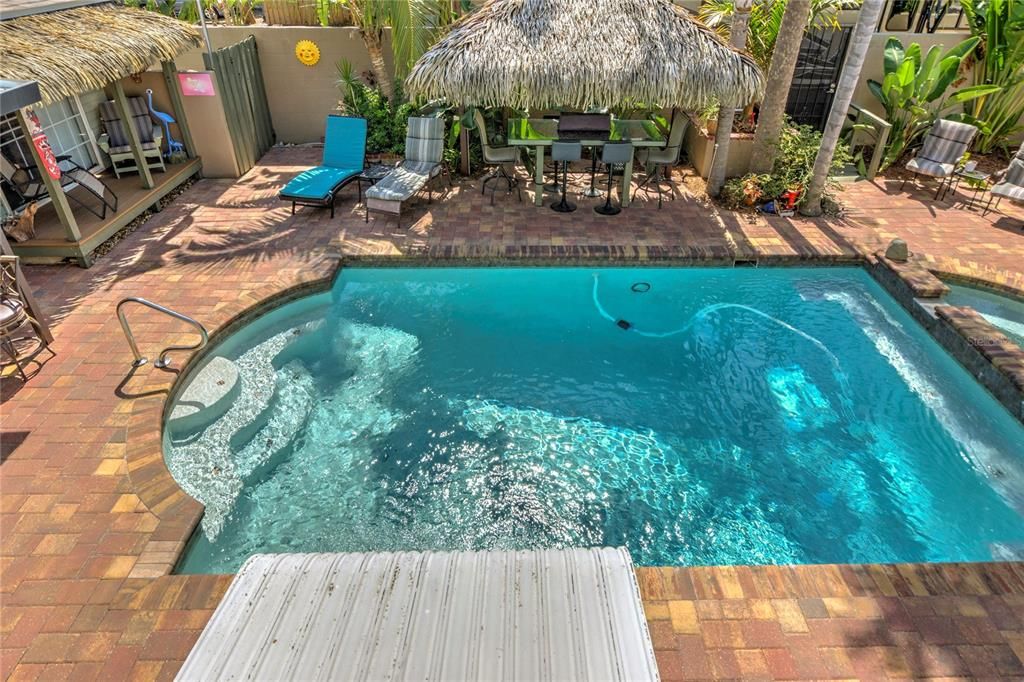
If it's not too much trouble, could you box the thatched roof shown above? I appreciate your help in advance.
[405,0,765,110]
[0,3,202,105]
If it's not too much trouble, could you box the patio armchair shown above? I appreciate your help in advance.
[1,255,54,381]
[279,115,367,218]
[1,152,118,220]
[98,97,166,178]
[901,119,978,200]
[636,110,690,209]
[473,109,521,205]
[985,146,1024,220]
[365,117,449,227]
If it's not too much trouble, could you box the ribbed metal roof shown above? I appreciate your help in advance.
[177,548,659,681]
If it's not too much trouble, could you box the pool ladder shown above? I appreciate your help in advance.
[117,297,208,368]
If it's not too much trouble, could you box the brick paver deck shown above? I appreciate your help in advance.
[2,146,1022,680]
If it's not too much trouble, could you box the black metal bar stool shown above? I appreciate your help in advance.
[595,142,633,216]
[550,141,582,213]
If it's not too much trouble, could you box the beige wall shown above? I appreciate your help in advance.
[177,71,243,178]
[176,26,393,144]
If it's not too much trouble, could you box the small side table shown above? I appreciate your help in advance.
[357,164,393,203]
[952,168,991,210]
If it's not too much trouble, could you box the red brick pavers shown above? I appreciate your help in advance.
[2,146,1022,680]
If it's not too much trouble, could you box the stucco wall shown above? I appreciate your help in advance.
[176,26,393,144]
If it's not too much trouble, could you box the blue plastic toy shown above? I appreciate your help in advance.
[146,88,184,159]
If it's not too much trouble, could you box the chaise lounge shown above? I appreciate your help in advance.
[364,117,447,227]
[986,146,1023,223]
[1,153,118,220]
[279,115,367,218]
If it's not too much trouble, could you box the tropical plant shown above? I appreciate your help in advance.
[341,0,461,101]
[867,36,999,170]
[961,0,1024,152]
[803,0,885,216]
[721,119,850,208]
[697,0,842,71]
[336,60,416,154]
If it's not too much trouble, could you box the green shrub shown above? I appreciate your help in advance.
[336,60,409,155]
[721,120,850,209]
[868,36,998,169]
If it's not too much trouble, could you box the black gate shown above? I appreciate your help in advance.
[785,26,853,130]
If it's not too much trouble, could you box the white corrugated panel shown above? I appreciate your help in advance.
[177,548,659,682]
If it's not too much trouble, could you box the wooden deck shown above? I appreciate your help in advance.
[9,158,201,266]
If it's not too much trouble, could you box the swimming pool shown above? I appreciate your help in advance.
[944,282,1024,348]
[167,268,1024,573]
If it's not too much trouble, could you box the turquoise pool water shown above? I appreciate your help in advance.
[168,268,1024,573]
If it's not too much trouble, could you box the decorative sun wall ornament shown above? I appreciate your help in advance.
[295,40,320,66]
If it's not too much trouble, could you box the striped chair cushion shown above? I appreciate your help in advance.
[1005,157,1024,187]
[906,157,954,178]
[99,98,158,147]
[992,180,1024,203]
[907,119,977,178]
[404,117,444,164]
[364,160,439,202]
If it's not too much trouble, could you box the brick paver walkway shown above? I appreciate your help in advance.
[2,146,1022,680]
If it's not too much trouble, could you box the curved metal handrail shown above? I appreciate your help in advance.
[116,297,208,369]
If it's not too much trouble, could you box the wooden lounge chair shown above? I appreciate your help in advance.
[98,97,166,178]
[279,115,367,218]
[1,152,118,220]
[364,117,448,227]
[901,119,978,200]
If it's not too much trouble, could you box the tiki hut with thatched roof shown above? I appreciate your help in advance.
[0,0,204,266]
[405,0,764,111]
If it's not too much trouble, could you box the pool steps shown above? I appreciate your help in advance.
[165,323,319,538]
[166,357,240,436]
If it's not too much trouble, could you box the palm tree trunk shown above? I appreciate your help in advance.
[360,28,395,101]
[749,0,812,174]
[800,0,885,216]
[707,2,754,197]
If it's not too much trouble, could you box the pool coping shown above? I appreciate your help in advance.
[124,252,1024,580]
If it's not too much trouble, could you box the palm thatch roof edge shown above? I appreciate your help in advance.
[0,3,202,105]
[405,0,765,111]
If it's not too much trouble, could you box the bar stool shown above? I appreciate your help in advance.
[550,141,582,213]
[595,142,633,216]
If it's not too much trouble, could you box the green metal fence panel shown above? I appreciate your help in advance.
[204,35,275,175]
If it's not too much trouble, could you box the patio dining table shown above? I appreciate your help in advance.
[507,118,666,207]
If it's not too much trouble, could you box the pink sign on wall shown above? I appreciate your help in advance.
[178,72,215,97]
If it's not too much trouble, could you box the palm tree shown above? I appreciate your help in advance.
[707,0,754,197]
[698,0,843,71]
[344,0,458,101]
[748,0,811,173]
[801,0,886,216]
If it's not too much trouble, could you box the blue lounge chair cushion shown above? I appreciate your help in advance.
[280,166,361,202]
[323,116,367,170]
[279,115,367,205]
